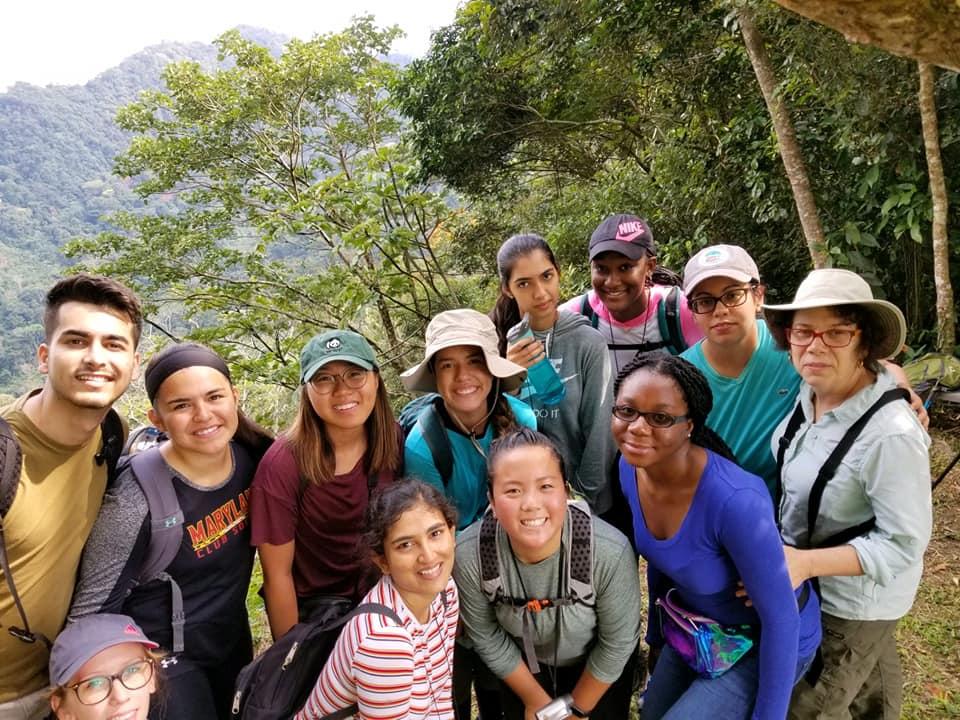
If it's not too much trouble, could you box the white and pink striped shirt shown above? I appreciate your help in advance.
[295,575,458,720]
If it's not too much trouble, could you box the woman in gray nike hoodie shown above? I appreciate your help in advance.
[491,234,617,515]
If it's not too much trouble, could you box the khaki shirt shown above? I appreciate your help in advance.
[0,391,108,700]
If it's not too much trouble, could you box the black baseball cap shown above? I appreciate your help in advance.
[588,214,656,261]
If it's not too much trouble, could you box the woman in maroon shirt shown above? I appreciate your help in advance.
[250,330,402,639]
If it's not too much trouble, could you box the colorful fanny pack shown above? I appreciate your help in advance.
[656,588,756,678]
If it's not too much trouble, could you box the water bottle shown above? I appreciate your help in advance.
[507,314,566,406]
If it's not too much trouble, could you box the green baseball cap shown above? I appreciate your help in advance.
[299,330,377,384]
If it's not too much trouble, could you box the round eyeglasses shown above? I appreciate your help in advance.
[308,368,370,394]
[687,286,754,315]
[784,327,857,348]
[68,658,154,706]
[612,405,688,428]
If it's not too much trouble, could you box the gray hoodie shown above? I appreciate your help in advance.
[517,311,616,513]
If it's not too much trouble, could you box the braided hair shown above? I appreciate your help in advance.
[614,352,736,463]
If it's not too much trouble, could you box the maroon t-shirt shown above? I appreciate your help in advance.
[250,435,398,599]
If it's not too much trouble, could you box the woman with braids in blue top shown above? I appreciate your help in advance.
[612,353,821,720]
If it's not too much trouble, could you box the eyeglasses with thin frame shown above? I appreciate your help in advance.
[67,658,154,706]
[784,327,858,348]
[612,405,688,428]
[687,285,755,315]
[308,368,370,394]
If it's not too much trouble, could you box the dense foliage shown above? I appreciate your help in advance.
[397,0,960,334]
[3,3,958,399]
[67,20,462,393]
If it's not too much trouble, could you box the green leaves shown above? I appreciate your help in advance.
[71,19,459,389]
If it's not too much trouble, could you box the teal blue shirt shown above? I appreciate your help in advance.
[681,321,801,496]
[404,394,537,529]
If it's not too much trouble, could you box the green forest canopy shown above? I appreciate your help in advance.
[4,4,958,408]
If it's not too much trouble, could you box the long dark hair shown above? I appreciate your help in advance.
[361,479,457,558]
[287,375,400,486]
[490,234,561,355]
[614,353,736,462]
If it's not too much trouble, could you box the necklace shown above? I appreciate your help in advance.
[606,287,650,376]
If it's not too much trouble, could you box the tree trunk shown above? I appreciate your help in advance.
[918,62,955,353]
[737,7,829,268]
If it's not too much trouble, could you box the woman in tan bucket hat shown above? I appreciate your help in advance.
[401,308,537,530]
[401,308,538,720]
[763,269,932,719]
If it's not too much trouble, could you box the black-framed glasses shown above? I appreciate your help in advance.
[612,405,688,428]
[687,285,755,315]
[67,658,154,706]
[784,327,858,348]
[308,368,370,394]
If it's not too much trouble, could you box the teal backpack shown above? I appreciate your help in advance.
[397,393,454,487]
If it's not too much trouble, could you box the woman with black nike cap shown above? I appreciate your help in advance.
[69,342,272,720]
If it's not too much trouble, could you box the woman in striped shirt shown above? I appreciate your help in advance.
[296,480,459,720]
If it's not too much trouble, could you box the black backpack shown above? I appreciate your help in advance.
[230,602,402,720]
[397,393,454,486]
[0,409,124,646]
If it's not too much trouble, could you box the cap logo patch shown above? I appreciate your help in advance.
[700,248,729,266]
[616,221,647,242]
[325,338,341,350]
[124,624,139,635]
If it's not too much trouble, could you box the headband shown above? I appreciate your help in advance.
[144,344,232,402]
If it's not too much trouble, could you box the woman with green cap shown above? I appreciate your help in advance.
[250,330,403,641]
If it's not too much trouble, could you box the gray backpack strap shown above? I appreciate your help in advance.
[566,500,595,606]
[129,448,187,652]
[477,508,502,603]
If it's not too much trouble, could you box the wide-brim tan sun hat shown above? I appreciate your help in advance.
[401,309,528,393]
[762,268,907,359]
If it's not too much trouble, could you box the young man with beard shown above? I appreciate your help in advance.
[0,274,142,720]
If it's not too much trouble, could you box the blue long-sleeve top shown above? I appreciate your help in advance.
[620,451,821,720]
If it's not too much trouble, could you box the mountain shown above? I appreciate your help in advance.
[0,27,288,392]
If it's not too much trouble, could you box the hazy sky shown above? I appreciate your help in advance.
[1,0,460,92]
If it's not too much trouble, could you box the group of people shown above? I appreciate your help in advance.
[0,212,932,720]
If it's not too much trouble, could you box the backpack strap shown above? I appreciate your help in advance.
[579,294,599,329]
[476,501,595,674]
[477,508,502,604]
[805,388,909,548]
[97,409,125,489]
[0,417,20,519]
[774,402,807,519]
[0,417,49,646]
[655,286,686,355]
[565,500,595,606]
[129,448,187,652]
[417,399,454,487]
[313,602,404,720]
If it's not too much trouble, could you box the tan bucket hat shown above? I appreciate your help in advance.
[762,268,907,359]
[401,309,528,393]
